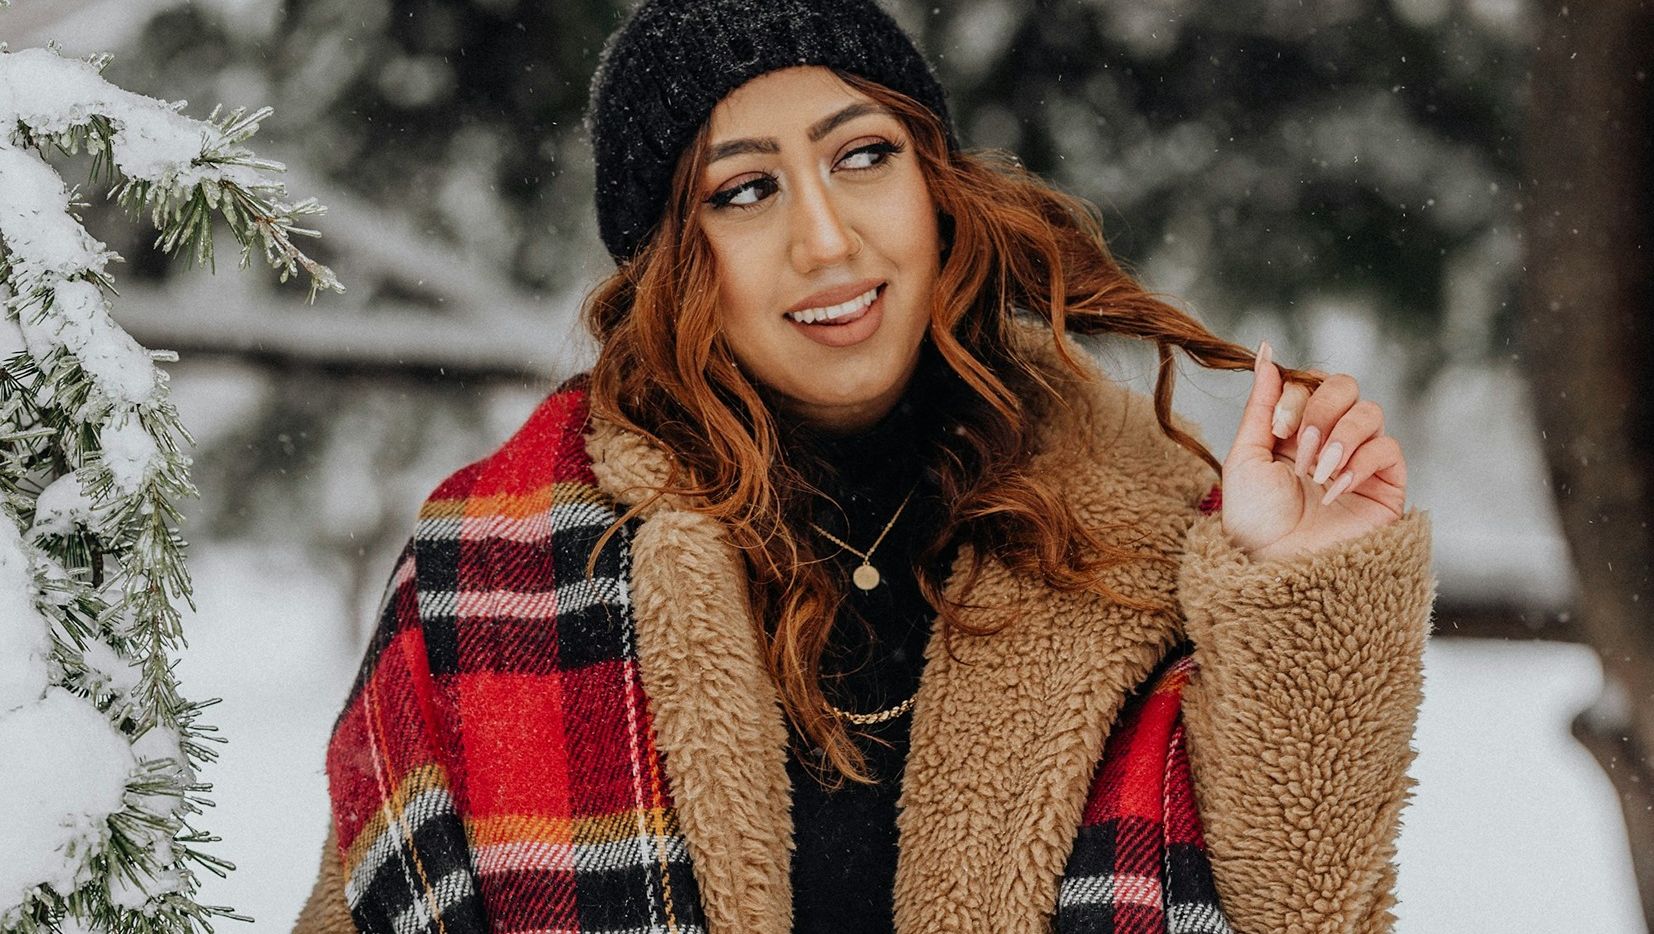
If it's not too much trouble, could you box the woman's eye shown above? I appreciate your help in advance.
[838,140,903,170]
[707,176,777,210]
[704,140,904,212]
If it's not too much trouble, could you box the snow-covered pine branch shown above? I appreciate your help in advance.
[0,43,340,934]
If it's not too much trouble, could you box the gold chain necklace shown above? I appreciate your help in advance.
[828,693,916,726]
[807,482,919,592]
[811,480,922,724]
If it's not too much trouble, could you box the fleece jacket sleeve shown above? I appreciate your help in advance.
[1176,507,1437,934]
[292,823,354,934]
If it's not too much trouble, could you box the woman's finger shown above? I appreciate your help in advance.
[1229,339,1285,468]
[1320,434,1407,506]
[1310,398,1385,485]
[1271,380,1312,440]
[1293,373,1361,477]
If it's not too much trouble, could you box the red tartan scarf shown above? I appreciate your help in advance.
[324,380,1232,934]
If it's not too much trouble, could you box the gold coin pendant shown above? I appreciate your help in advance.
[852,563,881,591]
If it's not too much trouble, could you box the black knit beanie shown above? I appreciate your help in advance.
[584,0,960,265]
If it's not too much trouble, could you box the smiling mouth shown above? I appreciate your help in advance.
[784,283,885,324]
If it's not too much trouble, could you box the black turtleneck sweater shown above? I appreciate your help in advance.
[781,347,962,934]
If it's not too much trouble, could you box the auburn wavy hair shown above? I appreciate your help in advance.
[581,69,1323,785]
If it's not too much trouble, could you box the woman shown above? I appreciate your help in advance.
[295,1,1434,932]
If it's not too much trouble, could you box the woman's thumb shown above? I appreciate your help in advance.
[1230,339,1284,463]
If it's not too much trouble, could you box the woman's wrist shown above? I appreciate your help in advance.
[1226,508,1404,565]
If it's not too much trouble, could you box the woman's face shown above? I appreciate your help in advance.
[696,66,941,434]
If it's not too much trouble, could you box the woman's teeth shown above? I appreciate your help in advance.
[786,286,879,324]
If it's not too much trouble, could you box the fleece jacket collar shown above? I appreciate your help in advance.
[583,327,1217,933]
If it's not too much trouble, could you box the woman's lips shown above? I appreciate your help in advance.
[786,284,885,348]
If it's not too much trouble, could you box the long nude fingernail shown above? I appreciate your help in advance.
[1321,471,1354,506]
[1271,402,1292,438]
[1312,440,1343,484]
[1296,425,1320,476]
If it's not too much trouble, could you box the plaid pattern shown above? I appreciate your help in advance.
[326,380,704,934]
[1196,484,1222,518]
[327,379,1226,933]
[1055,644,1234,934]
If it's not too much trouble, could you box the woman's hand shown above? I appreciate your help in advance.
[1219,340,1407,562]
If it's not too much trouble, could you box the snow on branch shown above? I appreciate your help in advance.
[0,42,341,934]
[0,47,342,299]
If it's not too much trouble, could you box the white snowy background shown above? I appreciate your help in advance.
[6,0,1647,932]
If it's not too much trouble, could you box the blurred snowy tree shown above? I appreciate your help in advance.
[99,0,617,293]
[1518,0,1654,923]
[893,0,1527,358]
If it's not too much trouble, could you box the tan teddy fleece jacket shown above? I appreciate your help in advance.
[293,328,1436,934]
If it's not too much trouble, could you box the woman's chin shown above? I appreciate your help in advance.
[779,381,907,432]
[750,328,925,430]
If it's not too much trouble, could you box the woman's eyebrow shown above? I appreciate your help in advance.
[705,102,894,165]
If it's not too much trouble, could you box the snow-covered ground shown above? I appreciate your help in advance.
[173,543,1647,931]
[171,542,357,926]
[1397,639,1645,932]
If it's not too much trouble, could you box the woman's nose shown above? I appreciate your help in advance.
[788,175,859,272]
